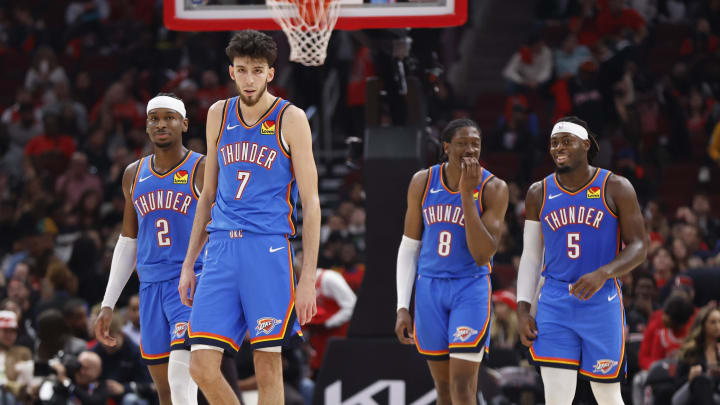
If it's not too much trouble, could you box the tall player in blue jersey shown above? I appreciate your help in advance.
[95,93,202,405]
[178,30,320,405]
[517,116,647,405]
[395,119,509,405]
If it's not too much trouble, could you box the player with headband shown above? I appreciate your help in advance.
[517,116,647,404]
[95,93,204,405]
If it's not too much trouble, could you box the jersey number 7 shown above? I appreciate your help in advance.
[235,171,251,200]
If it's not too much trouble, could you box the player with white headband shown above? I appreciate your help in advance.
[95,93,204,405]
[517,116,647,404]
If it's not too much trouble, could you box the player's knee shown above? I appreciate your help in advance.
[189,353,220,386]
[155,382,172,404]
[449,375,476,403]
[253,349,283,387]
[589,382,624,405]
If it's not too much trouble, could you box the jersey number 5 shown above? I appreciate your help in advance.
[567,232,580,259]
[235,171,251,200]
[438,231,452,257]
[156,218,171,247]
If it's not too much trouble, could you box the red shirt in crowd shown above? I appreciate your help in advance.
[595,7,646,38]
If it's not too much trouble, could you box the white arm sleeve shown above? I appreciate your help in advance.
[101,235,137,309]
[396,235,421,311]
[322,271,357,329]
[517,220,544,304]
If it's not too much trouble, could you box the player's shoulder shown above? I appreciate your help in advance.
[208,99,228,116]
[526,179,545,199]
[603,170,636,197]
[121,158,144,192]
[410,168,431,187]
[484,173,508,194]
[280,104,307,124]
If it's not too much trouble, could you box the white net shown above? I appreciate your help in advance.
[267,0,341,66]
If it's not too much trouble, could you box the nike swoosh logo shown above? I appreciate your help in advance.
[548,193,563,199]
[227,124,241,130]
[608,293,617,302]
[429,188,443,194]
[138,175,153,183]
[269,246,286,253]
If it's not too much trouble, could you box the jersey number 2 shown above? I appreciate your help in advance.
[567,232,580,259]
[235,171,251,200]
[438,231,452,257]
[156,218,171,247]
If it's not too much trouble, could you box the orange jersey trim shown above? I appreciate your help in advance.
[539,178,547,216]
[235,97,281,130]
[529,346,580,366]
[449,276,492,348]
[149,151,193,178]
[130,157,144,197]
[439,163,459,194]
[189,153,203,200]
[420,168,432,206]
[553,168,600,196]
[215,99,229,147]
[188,325,240,351]
[601,170,618,218]
[284,170,296,236]
[170,339,185,346]
[275,103,291,159]
[477,170,493,212]
[413,320,449,356]
[140,343,170,360]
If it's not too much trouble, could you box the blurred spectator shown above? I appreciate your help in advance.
[6,102,42,153]
[92,317,154,404]
[554,32,593,78]
[671,303,720,405]
[336,241,365,292]
[0,298,35,351]
[651,247,676,288]
[122,295,141,346]
[502,34,553,94]
[35,308,86,362]
[62,298,89,341]
[692,193,720,249]
[638,293,696,371]
[550,61,606,133]
[628,270,659,334]
[320,215,347,245]
[35,261,77,318]
[55,152,103,211]
[48,80,89,136]
[305,267,356,373]
[347,207,366,253]
[24,47,68,95]
[24,110,76,178]
[70,351,110,405]
[486,290,523,369]
[595,0,648,44]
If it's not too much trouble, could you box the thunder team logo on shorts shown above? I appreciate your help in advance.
[173,170,189,184]
[260,120,276,135]
[172,322,188,340]
[592,359,618,374]
[587,186,601,199]
[255,317,282,335]
[453,326,478,342]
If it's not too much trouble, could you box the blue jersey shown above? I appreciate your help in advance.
[207,97,297,237]
[131,151,204,283]
[540,168,619,283]
[417,163,495,278]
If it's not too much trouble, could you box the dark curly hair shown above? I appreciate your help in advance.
[225,30,278,67]
[440,118,481,144]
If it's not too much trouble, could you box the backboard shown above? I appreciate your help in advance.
[164,0,467,31]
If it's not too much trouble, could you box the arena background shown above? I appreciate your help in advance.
[1,0,720,404]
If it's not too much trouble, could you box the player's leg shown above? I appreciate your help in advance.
[426,360,451,405]
[448,354,482,405]
[187,236,246,405]
[163,277,198,405]
[446,275,491,404]
[138,283,173,404]
[541,367,578,405]
[147,364,172,405]
[190,347,239,405]
[414,276,452,404]
[253,348,284,405]
[589,382,624,405]
[240,235,303,403]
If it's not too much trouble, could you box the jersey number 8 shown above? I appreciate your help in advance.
[438,231,452,257]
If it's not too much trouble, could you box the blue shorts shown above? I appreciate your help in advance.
[528,277,627,382]
[413,274,491,361]
[188,232,303,353]
[139,276,191,365]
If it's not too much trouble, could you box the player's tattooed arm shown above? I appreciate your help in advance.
[284,105,319,325]
[395,169,428,345]
[571,174,648,300]
[178,100,224,306]
[459,159,509,267]
[517,181,543,346]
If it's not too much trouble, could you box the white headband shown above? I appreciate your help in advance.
[551,121,588,140]
[146,96,186,118]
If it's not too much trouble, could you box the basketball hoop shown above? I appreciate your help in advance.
[267,0,341,66]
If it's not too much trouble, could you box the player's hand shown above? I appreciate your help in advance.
[395,308,414,344]
[570,268,609,300]
[178,264,197,307]
[295,277,317,325]
[94,307,117,347]
[459,157,482,194]
[689,364,703,381]
[518,311,538,347]
[106,380,125,396]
